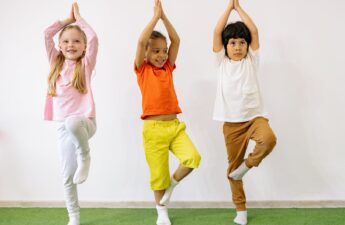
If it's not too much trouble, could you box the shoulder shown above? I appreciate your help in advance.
[247,47,259,59]
[214,48,227,66]
[164,60,176,72]
[134,61,152,75]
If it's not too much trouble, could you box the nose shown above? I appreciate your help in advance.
[158,52,166,58]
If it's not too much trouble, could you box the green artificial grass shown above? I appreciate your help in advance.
[0,208,345,225]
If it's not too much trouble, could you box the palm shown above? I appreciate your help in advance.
[73,3,81,20]
[229,0,234,10]
[154,0,162,18]
[234,0,239,9]
[68,5,75,22]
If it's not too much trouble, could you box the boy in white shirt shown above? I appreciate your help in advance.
[213,0,277,224]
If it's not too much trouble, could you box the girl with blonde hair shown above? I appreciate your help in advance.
[44,3,98,225]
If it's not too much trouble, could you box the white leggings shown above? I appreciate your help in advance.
[57,116,96,216]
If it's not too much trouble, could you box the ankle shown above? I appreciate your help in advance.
[156,205,171,225]
[68,213,80,225]
[234,210,247,225]
[171,176,179,186]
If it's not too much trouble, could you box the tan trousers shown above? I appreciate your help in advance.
[223,117,277,211]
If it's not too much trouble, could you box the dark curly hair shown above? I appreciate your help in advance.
[150,30,166,40]
[146,30,167,49]
[222,21,251,57]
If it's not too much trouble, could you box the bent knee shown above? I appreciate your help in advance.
[65,117,84,134]
[262,134,277,153]
[182,152,201,168]
[62,175,74,187]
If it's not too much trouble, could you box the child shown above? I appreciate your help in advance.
[213,0,277,224]
[134,0,201,224]
[44,3,98,225]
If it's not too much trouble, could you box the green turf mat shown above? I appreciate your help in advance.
[0,208,344,225]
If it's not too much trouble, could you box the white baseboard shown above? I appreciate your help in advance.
[0,201,345,208]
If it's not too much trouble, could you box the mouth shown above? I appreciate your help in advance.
[67,49,77,54]
[156,59,166,65]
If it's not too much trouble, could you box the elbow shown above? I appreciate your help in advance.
[44,30,50,39]
[138,39,147,49]
[88,35,99,48]
[214,27,222,36]
[169,33,180,46]
[251,28,259,36]
[173,37,180,46]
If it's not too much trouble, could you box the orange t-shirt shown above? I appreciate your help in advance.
[135,61,182,119]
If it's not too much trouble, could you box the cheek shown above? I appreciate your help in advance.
[227,46,234,54]
[78,43,86,50]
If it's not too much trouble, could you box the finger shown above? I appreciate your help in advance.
[75,3,79,11]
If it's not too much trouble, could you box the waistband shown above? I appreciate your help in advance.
[143,118,180,126]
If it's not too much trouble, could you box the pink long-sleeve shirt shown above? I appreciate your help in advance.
[44,18,98,121]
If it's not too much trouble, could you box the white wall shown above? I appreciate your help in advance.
[1,0,345,203]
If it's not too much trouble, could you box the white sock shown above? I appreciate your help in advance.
[229,162,250,180]
[234,211,247,225]
[159,177,179,205]
[156,205,171,225]
[73,155,91,184]
[67,213,80,225]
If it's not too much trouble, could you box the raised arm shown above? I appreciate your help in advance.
[234,0,259,50]
[73,2,98,69]
[213,0,234,52]
[135,0,161,69]
[160,2,180,66]
[44,5,75,65]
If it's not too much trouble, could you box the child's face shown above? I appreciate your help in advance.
[226,38,248,61]
[146,38,168,68]
[59,28,86,61]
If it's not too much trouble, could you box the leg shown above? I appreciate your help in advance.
[153,191,171,225]
[160,121,201,206]
[57,123,80,225]
[246,117,277,167]
[64,117,96,184]
[173,164,193,181]
[154,190,165,205]
[170,121,201,181]
[229,118,277,180]
[223,121,251,214]
[142,121,171,225]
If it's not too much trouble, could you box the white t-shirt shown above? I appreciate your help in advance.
[213,47,267,122]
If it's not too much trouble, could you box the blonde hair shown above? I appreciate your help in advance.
[47,25,87,96]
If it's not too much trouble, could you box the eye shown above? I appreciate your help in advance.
[63,40,68,43]
[75,40,80,43]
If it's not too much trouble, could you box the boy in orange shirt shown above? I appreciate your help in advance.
[134,0,201,224]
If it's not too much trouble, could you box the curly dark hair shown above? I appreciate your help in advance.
[222,21,251,57]
[150,30,166,40]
